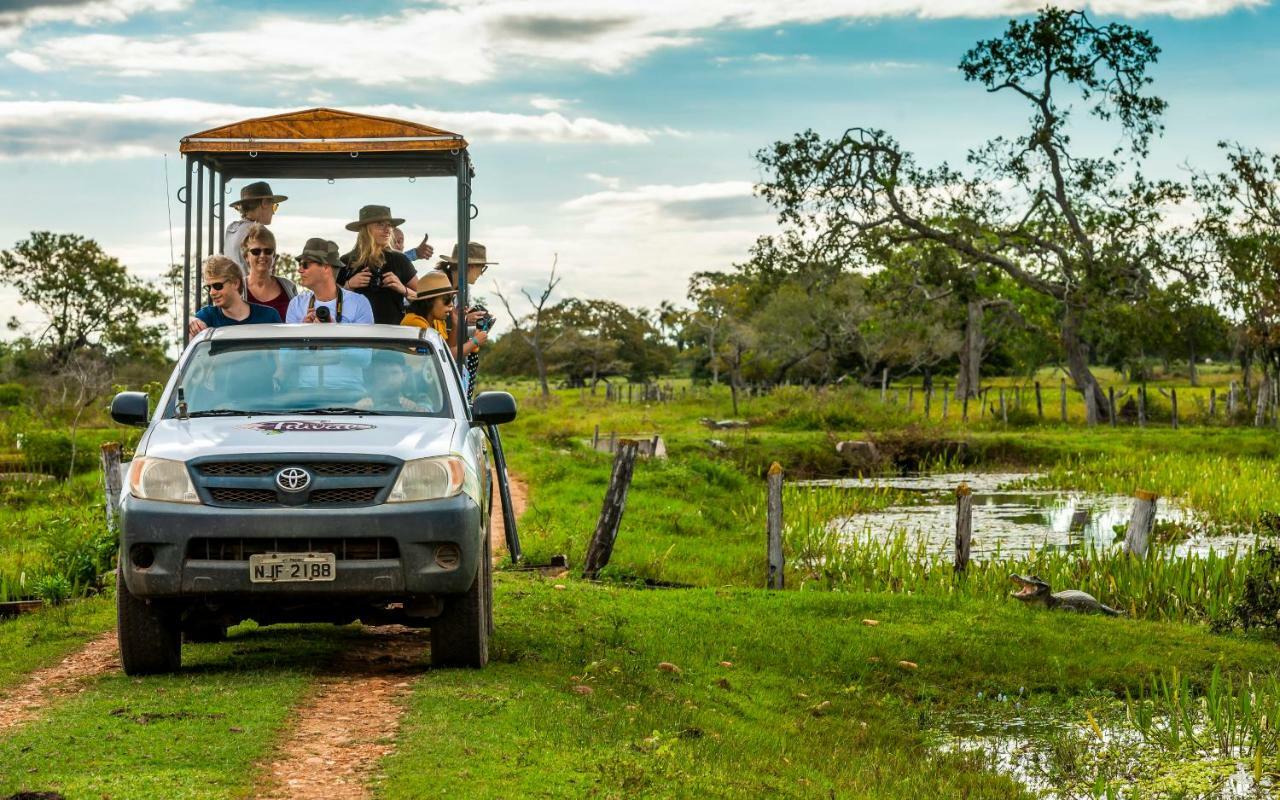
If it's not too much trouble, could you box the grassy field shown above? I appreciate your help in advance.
[1,377,1278,797]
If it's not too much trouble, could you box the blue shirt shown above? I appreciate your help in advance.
[195,303,281,328]
[285,288,375,324]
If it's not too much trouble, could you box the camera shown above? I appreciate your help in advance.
[315,306,331,323]
[365,266,384,286]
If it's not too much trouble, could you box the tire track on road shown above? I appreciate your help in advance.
[254,471,528,800]
[0,631,119,731]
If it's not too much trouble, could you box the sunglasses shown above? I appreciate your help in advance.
[271,203,281,212]
[248,247,275,256]
[204,282,227,291]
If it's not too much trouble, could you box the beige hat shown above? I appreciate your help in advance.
[439,242,497,265]
[410,271,455,302]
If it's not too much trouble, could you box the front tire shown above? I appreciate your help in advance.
[430,534,491,669]
[117,569,181,675]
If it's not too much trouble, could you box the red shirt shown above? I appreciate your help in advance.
[247,279,291,323]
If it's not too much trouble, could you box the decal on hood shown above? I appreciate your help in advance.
[237,420,376,434]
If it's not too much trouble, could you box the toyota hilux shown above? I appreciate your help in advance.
[109,323,515,674]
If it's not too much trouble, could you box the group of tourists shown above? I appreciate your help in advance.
[189,181,496,398]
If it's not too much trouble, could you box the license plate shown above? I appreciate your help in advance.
[249,553,336,583]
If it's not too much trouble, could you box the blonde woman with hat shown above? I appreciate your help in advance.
[187,255,281,336]
[435,241,497,401]
[340,204,419,325]
[223,181,287,271]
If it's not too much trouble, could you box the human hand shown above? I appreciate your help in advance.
[465,308,487,324]
[414,236,434,261]
[473,330,489,347]
[345,270,373,289]
[188,318,209,336]
[381,272,406,295]
[302,309,318,323]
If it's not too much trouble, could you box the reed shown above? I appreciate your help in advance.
[776,486,1251,622]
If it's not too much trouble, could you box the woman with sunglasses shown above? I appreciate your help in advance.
[239,223,296,322]
[187,255,282,336]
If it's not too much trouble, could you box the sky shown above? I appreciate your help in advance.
[0,0,1278,340]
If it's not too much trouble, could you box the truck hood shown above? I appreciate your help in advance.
[141,416,459,462]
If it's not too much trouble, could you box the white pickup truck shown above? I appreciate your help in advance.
[109,323,516,674]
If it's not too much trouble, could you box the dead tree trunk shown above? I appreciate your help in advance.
[583,440,640,579]
[956,299,984,400]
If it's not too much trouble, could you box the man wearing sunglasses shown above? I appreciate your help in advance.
[224,181,287,271]
[285,238,374,324]
[187,256,282,336]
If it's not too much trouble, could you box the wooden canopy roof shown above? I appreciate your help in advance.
[179,108,469,180]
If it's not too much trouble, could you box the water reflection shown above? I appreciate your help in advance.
[803,473,1263,559]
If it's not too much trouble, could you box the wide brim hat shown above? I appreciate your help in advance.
[296,237,343,268]
[346,204,405,232]
[409,270,456,302]
[229,181,288,209]
[439,241,498,265]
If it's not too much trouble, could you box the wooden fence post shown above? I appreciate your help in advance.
[942,385,950,420]
[583,440,641,579]
[1171,388,1179,430]
[999,389,1007,423]
[954,483,973,573]
[1059,378,1067,423]
[1229,381,1238,418]
[1035,381,1043,420]
[907,386,914,413]
[880,368,888,403]
[1209,387,1217,418]
[592,425,600,451]
[1259,376,1269,427]
[608,431,617,453]
[924,385,933,419]
[1123,490,1159,558]
[1108,387,1117,428]
[100,442,123,533]
[766,462,784,590]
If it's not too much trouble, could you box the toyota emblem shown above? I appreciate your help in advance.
[276,467,312,493]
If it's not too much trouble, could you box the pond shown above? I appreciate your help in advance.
[800,473,1263,560]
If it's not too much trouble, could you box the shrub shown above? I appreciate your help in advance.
[0,382,23,407]
[21,430,103,479]
[30,573,72,606]
[41,513,117,591]
[1213,547,1280,633]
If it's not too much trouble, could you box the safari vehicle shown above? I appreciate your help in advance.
[107,109,520,674]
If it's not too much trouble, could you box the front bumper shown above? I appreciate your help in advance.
[120,493,483,598]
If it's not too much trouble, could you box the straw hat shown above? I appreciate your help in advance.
[410,271,455,302]
[439,242,498,265]
[345,204,405,232]
[229,181,287,209]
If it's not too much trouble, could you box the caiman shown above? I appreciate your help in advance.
[1008,574,1123,617]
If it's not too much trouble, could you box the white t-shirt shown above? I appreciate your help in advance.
[223,219,252,272]
[285,288,374,324]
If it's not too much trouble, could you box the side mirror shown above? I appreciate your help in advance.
[111,391,151,427]
[471,391,517,426]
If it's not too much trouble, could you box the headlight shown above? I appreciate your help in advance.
[388,456,473,503]
[128,457,199,504]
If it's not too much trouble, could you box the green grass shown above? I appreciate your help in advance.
[0,622,381,800]
[0,596,114,692]
[377,575,1280,799]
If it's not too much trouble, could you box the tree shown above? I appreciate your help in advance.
[494,257,563,399]
[756,8,1181,423]
[1,232,166,364]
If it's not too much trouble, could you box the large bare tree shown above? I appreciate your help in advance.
[494,256,563,399]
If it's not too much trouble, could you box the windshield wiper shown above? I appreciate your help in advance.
[187,408,267,417]
[285,407,386,415]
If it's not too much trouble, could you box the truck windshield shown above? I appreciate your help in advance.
[171,341,450,418]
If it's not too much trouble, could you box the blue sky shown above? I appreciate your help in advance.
[0,0,1277,337]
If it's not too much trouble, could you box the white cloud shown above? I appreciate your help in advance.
[5,50,48,71]
[8,0,1262,85]
[0,98,671,161]
[530,96,573,111]
[0,0,188,44]
[584,172,622,189]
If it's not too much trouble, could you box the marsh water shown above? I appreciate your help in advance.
[801,473,1263,559]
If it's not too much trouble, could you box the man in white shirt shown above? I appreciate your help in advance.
[224,182,286,271]
[285,238,374,324]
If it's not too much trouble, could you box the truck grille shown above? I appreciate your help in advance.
[187,537,399,561]
[190,455,399,508]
